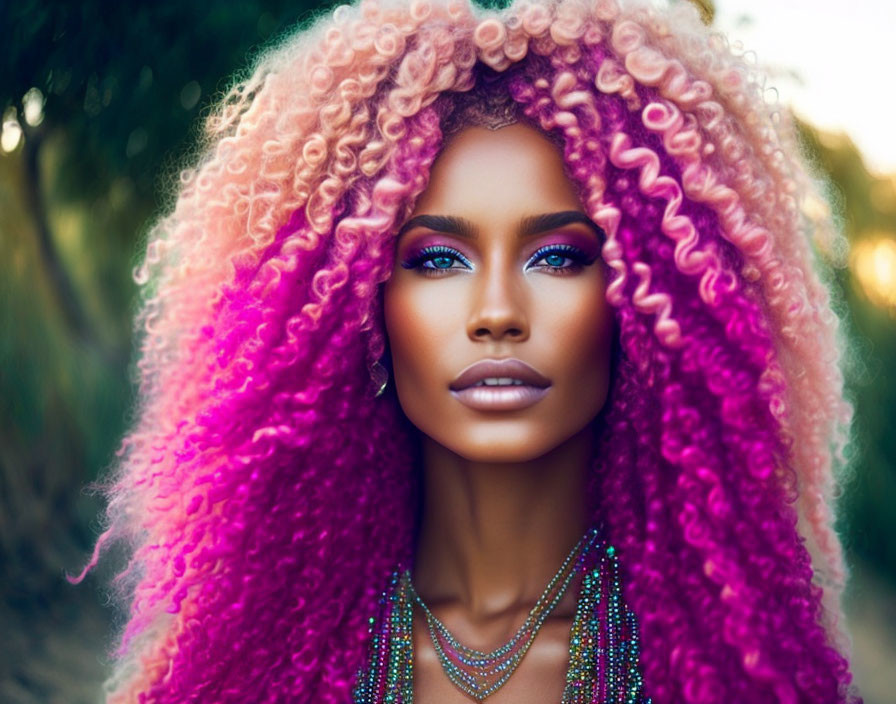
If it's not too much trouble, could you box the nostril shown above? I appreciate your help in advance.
[473,326,524,339]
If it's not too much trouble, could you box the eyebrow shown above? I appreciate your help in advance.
[396,211,605,240]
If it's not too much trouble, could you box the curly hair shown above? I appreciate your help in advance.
[72,0,861,701]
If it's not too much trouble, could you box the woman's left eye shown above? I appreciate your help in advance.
[527,244,592,272]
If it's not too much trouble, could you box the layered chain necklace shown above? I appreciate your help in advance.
[353,526,651,703]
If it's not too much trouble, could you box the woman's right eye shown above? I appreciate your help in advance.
[402,245,473,275]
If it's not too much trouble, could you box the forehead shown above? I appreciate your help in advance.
[410,123,586,218]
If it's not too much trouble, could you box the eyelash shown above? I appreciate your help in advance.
[401,243,594,276]
[402,245,474,274]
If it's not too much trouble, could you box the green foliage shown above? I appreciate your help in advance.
[1,0,341,197]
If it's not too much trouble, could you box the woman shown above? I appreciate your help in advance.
[73,0,862,701]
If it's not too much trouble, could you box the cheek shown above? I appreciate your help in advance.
[383,279,452,388]
[542,284,613,389]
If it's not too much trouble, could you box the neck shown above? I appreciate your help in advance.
[411,426,592,619]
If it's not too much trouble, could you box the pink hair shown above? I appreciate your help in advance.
[72,0,860,701]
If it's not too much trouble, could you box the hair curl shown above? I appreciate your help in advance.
[73,0,861,702]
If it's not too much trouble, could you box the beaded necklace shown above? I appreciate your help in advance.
[353,527,652,703]
[408,529,599,700]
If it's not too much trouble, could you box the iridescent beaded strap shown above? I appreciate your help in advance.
[354,570,415,704]
[562,544,650,704]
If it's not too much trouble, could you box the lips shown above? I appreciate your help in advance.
[449,358,551,391]
[449,358,551,412]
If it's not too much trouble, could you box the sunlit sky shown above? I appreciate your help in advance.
[713,0,896,175]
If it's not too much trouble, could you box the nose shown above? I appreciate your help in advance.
[466,262,529,342]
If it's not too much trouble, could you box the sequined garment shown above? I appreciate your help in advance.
[353,534,652,703]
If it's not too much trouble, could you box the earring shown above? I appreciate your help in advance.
[369,360,389,398]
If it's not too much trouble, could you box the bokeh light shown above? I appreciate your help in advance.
[852,236,896,313]
[1,107,23,153]
[23,87,45,127]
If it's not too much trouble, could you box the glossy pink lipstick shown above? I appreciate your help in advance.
[449,358,551,411]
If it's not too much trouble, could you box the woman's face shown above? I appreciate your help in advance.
[383,123,613,463]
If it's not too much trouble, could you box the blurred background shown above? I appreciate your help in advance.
[1,0,893,702]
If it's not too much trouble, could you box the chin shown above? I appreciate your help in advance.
[435,426,571,464]
[454,444,552,464]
